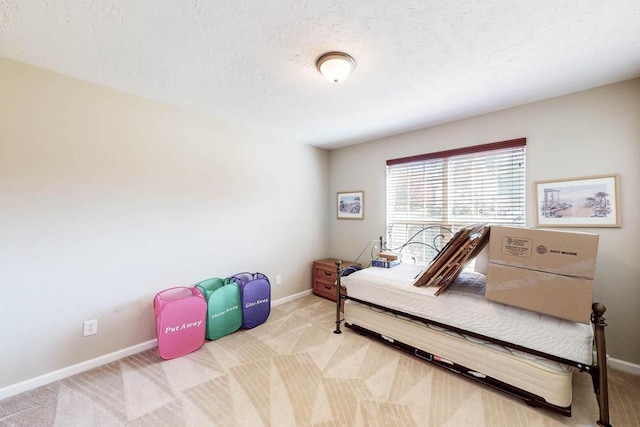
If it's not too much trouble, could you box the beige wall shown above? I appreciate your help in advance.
[0,58,330,389]
[329,79,640,364]
[2,54,637,391]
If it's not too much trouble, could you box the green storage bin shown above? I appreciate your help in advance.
[195,277,242,340]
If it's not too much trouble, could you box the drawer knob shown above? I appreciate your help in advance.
[324,271,332,276]
[324,284,331,290]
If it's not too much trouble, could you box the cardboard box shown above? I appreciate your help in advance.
[488,226,598,279]
[379,251,399,261]
[485,226,599,324]
[485,264,594,323]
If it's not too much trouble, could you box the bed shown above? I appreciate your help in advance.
[332,259,612,426]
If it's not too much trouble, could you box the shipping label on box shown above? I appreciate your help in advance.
[489,226,599,279]
[500,235,533,257]
[485,263,593,324]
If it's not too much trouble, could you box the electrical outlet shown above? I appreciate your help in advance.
[83,319,98,336]
[275,274,281,285]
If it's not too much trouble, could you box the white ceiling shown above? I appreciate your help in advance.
[1,1,639,149]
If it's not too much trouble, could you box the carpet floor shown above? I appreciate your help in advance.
[1,294,639,426]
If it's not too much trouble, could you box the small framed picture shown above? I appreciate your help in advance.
[534,174,620,227]
[337,191,364,220]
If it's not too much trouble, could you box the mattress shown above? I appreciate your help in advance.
[345,300,574,407]
[341,263,594,365]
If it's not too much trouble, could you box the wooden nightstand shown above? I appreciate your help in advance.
[312,258,359,301]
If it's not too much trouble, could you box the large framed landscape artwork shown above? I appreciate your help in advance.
[535,174,621,227]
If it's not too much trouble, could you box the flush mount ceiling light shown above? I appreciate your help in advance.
[316,52,356,83]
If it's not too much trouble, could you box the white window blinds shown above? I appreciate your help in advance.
[386,139,526,265]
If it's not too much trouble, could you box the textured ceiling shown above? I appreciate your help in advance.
[1,1,640,149]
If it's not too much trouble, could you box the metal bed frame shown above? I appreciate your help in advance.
[332,259,612,426]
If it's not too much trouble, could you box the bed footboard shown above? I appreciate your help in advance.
[333,260,343,334]
[592,302,612,427]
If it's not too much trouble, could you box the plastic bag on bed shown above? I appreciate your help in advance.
[443,272,486,298]
[340,264,362,277]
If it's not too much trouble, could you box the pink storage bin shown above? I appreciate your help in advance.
[153,287,207,360]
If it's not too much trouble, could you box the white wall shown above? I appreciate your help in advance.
[329,79,640,364]
[0,58,330,389]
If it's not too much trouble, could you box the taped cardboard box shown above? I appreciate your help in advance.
[485,226,599,324]
[488,226,599,278]
[485,263,593,324]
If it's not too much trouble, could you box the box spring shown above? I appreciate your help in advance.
[344,300,574,410]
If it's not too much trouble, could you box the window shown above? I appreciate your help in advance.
[386,139,526,265]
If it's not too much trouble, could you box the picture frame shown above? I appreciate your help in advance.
[534,174,620,227]
[337,191,364,220]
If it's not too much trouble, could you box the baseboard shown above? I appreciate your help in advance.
[0,339,158,400]
[0,290,313,401]
[272,289,312,306]
[608,357,640,375]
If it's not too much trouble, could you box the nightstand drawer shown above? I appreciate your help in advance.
[314,278,337,301]
[312,258,359,302]
[315,266,337,282]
